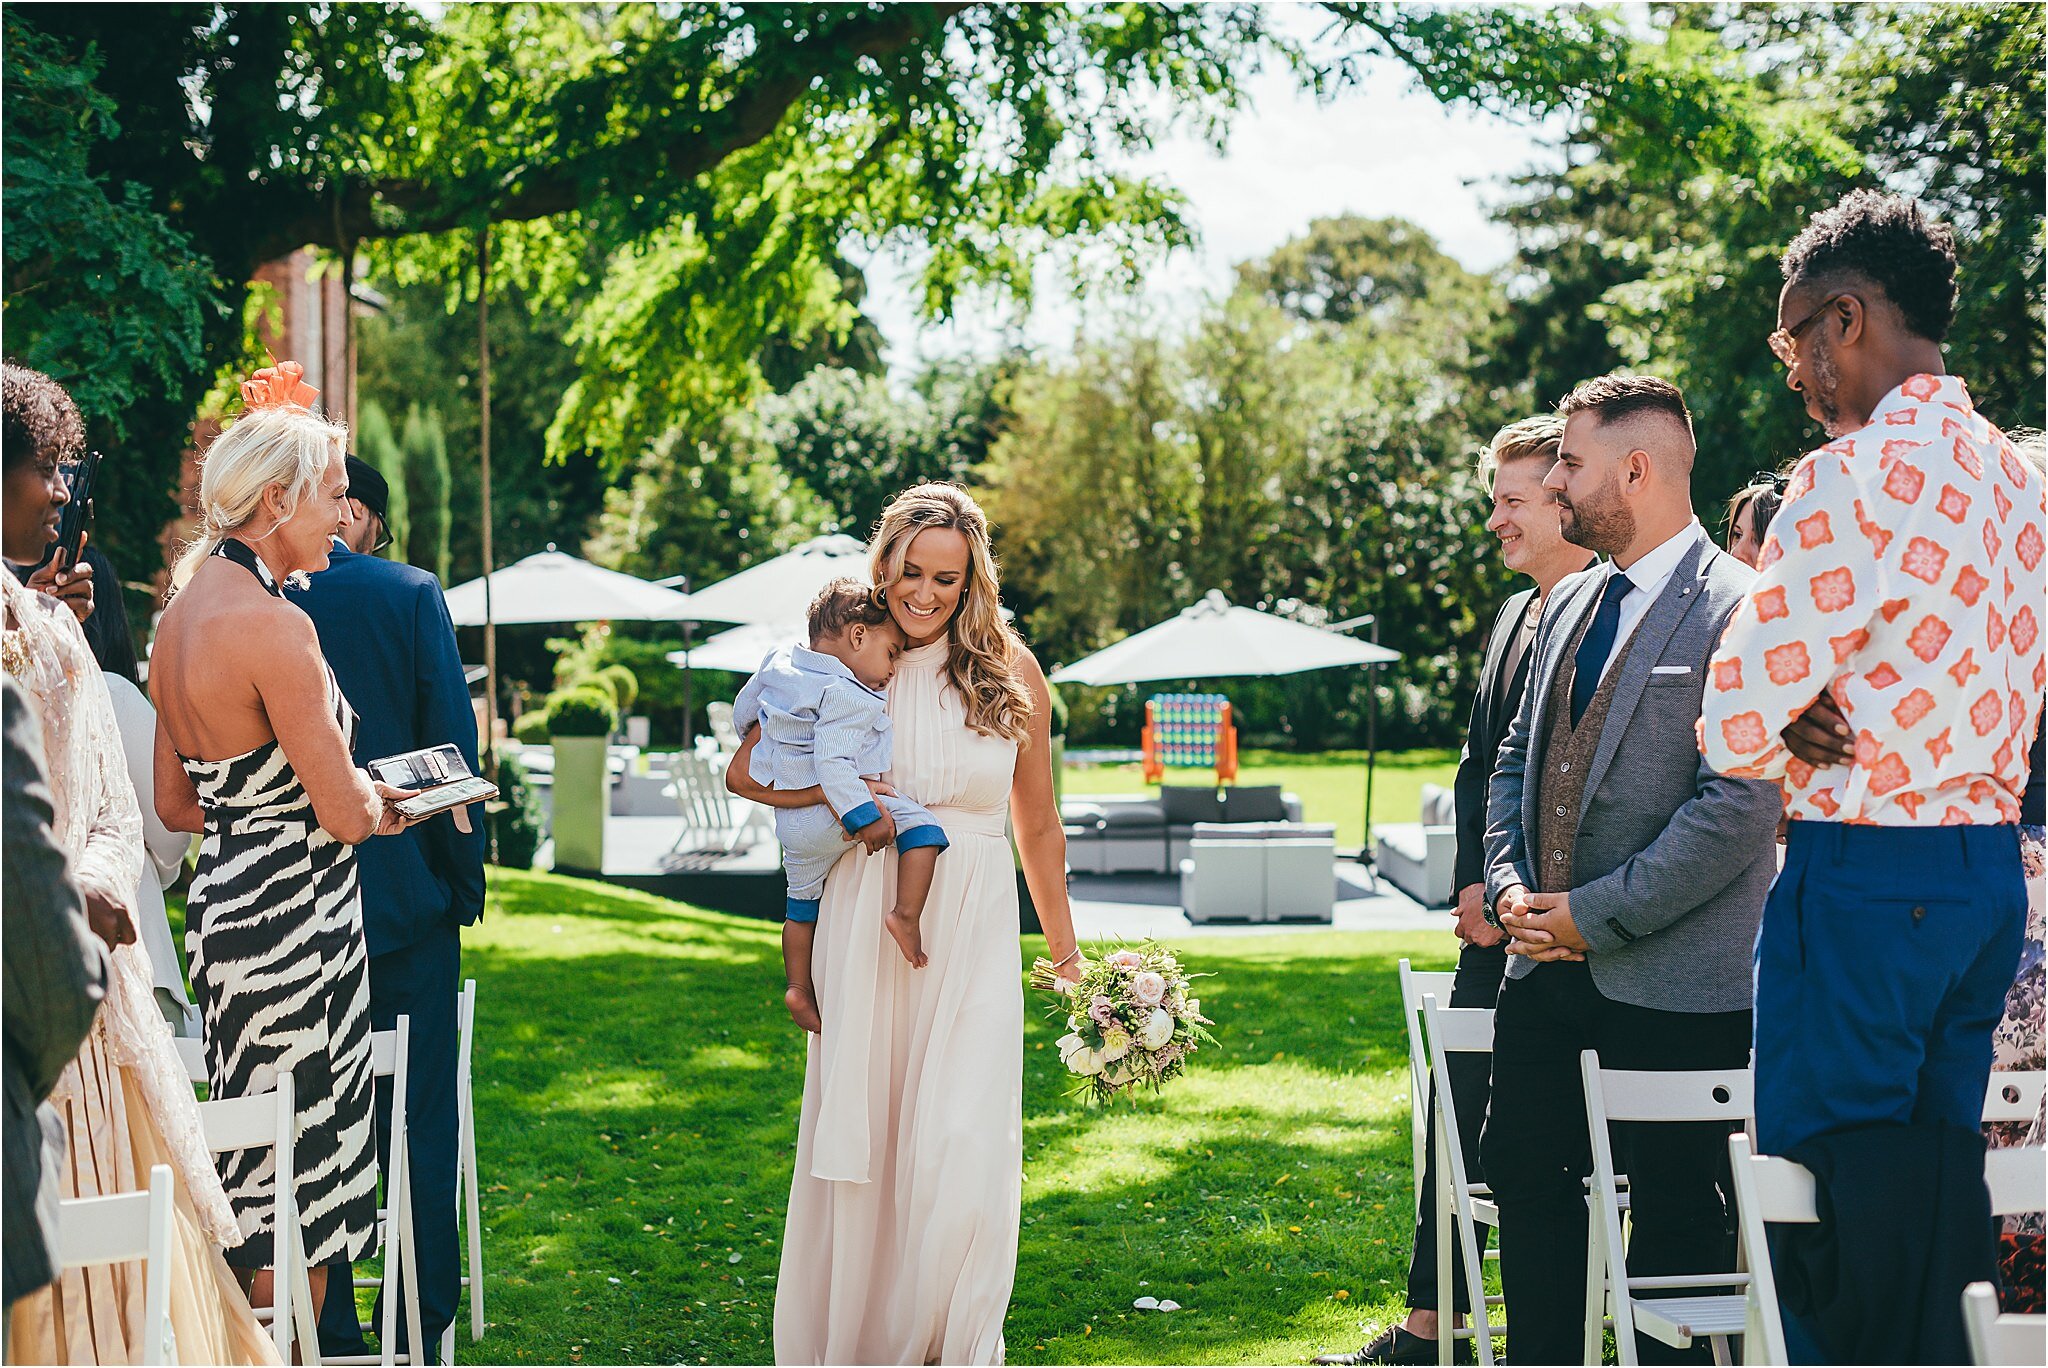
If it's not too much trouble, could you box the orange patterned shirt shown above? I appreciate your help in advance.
[1701,374,2046,824]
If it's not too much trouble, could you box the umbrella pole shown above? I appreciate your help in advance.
[682,611,696,745]
[478,226,498,861]
[1362,617,1380,879]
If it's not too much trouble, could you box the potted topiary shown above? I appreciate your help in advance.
[570,672,621,713]
[511,710,550,746]
[546,685,617,873]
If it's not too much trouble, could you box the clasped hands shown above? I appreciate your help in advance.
[1494,884,1588,962]
[847,777,897,853]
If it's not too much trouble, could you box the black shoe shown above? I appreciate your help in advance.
[1312,1323,1474,1365]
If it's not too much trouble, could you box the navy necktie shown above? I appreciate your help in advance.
[1571,571,1635,727]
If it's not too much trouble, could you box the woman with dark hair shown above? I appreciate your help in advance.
[3,363,276,1363]
[1724,470,1787,568]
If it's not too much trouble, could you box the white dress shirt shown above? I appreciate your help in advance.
[1589,520,1707,687]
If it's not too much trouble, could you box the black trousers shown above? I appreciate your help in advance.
[1405,941,1508,1314]
[1478,960,1751,1366]
[318,921,462,1362]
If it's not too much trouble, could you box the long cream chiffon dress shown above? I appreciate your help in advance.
[3,576,277,1366]
[774,638,1024,1366]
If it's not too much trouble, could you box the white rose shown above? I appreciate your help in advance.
[1056,1032,1086,1064]
[1070,1048,1106,1077]
[1139,1007,1174,1050]
[1130,971,1167,1007]
[1099,1027,1133,1062]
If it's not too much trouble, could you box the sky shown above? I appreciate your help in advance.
[853,8,1562,375]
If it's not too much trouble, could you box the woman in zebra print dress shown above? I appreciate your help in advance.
[152,377,420,1323]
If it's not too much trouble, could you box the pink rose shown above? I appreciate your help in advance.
[1130,971,1167,1007]
[1108,950,1144,970]
[1088,994,1119,1028]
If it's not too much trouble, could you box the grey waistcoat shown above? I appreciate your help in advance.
[1482,528,1785,1013]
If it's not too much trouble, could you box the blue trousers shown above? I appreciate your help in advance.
[318,922,461,1362]
[1755,821,2025,1362]
[1755,821,2026,1156]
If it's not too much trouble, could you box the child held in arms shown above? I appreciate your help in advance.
[732,578,950,1032]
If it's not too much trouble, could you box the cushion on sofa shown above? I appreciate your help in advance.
[1098,800,1167,829]
[1058,802,1108,829]
[1221,784,1288,823]
[1160,785,1226,825]
[1419,782,1457,827]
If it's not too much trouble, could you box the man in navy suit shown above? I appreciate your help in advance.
[291,457,485,1362]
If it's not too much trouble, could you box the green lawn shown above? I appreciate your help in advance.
[1061,747,1459,850]
[176,870,1458,1364]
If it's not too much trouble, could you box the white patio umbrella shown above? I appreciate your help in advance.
[659,533,868,626]
[664,621,804,674]
[1050,590,1403,863]
[1049,590,1399,686]
[444,548,698,626]
[658,536,867,740]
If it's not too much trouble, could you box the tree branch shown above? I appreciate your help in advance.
[247,1,974,264]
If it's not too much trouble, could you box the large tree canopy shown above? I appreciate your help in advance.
[5,0,1829,583]
[5,1,2039,610]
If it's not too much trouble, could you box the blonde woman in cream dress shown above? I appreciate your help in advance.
[729,484,1086,1365]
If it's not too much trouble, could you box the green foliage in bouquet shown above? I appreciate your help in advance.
[1037,941,1217,1103]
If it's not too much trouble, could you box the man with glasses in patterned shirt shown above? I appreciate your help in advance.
[1702,190,2046,1176]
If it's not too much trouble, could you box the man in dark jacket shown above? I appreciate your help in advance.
[290,457,485,1362]
[3,679,109,1328]
[1317,416,1593,1365]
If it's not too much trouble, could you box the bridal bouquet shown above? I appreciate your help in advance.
[1031,943,1215,1102]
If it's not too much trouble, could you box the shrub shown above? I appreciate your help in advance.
[546,686,617,738]
[598,663,640,711]
[570,672,620,708]
[489,750,543,869]
[511,710,550,745]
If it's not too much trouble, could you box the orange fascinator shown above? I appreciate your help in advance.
[239,360,320,412]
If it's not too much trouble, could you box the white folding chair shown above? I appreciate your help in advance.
[1982,1069,2046,1126]
[196,1072,324,1364]
[1736,1139,2045,1366]
[441,979,486,1365]
[668,753,743,854]
[706,700,742,753]
[1580,1049,1753,1365]
[1397,961,1458,1221]
[56,1163,177,1366]
[1417,994,1506,1365]
[327,1016,426,1368]
[1727,1131,1814,1365]
[174,1035,207,1088]
[1964,1280,2046,1366]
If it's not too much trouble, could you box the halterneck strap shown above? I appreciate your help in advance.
[213,538,282,598]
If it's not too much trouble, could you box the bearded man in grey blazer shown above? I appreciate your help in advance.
[1478,375,1782,1365]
